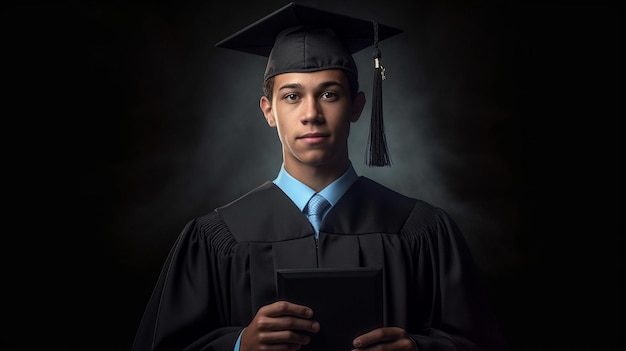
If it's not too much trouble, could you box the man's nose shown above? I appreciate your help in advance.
[301,98,323,124]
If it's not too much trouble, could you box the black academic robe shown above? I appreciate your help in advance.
[132,177,506,351]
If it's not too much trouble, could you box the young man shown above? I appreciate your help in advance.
[132,3,506,351]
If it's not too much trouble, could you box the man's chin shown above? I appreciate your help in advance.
[300,157,347,170]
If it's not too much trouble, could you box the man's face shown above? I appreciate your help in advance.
[260,69,364,171]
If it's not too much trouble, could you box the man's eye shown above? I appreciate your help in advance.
[321,92,337,100]
[284,93,299,101]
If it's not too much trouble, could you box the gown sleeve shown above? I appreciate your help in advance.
[131,214,243,351]
[402,204,507,351]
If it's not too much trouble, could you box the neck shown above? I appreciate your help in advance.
[284,159,350,192]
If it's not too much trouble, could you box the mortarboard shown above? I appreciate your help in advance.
[215,2,403,167]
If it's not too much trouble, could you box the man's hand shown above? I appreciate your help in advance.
[241,301,320,351]
[352,327,416,351]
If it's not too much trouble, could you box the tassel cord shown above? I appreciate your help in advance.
[366,21,391,167]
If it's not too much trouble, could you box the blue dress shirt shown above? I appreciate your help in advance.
[273,163,359,233]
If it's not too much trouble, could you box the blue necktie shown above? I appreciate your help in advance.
[305,193,330,237]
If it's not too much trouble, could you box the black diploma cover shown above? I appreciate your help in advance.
[276,267,384,351]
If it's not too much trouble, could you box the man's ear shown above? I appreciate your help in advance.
[260,96,276,127]
[350,91,366,123]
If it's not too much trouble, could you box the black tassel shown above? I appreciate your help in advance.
[366,21,391,167]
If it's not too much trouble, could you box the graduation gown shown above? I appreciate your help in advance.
[132,177,506,351]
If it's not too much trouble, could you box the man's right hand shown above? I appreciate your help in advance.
[240,301,320,351]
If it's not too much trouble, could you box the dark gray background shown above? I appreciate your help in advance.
[5,0,621,350]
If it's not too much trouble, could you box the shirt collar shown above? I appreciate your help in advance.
[273,163,359,211]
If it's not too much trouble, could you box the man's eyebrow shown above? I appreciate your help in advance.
[277,81,345,91]
[319,81,344,90]
[278,83,303,91]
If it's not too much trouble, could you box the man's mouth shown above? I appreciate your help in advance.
[298,132,329,144]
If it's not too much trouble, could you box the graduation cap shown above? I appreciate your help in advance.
[215,2,403,167]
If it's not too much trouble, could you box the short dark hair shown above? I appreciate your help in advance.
[262,70,359,101]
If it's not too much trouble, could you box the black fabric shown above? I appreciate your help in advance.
[214,2,402,57]
[214,2,402,81]
[264,25,359,81]
[132,177,507,351]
